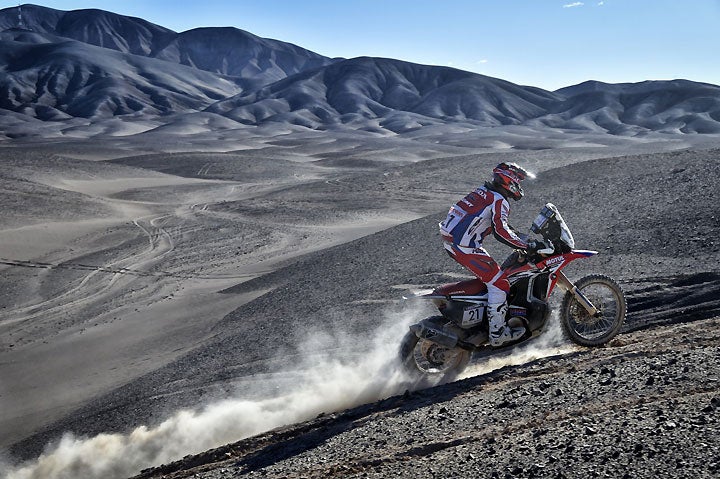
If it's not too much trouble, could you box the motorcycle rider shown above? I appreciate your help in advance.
[439,162,540,346]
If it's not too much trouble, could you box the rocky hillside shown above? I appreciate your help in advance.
[134,315,720,479]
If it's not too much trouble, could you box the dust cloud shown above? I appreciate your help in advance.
[3,306,417,479]
[460,310,577,379]
[3,307,572,479]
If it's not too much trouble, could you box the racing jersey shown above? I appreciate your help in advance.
[439,185,529,251]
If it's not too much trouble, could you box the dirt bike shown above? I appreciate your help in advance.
[399,203,626,378]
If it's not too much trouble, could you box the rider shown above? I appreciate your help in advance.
[439,162,536,347]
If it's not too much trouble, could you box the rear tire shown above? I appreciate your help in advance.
[560,274,626,346]
[399,316,471,379]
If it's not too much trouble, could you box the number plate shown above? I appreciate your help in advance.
[461,305,485,327]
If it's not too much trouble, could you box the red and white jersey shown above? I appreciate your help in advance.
[439,185,528,250]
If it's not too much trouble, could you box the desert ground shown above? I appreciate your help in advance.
[2,5,719,478]
[0,136,718,479]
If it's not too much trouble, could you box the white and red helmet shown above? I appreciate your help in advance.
[492,162,533,200]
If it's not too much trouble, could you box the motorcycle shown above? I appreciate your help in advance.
[399,203,626,378]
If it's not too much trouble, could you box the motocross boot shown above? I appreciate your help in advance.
[488,302,524,346]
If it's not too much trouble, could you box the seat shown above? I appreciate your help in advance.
[433,278,487,296]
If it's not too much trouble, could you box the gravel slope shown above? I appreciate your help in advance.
[4,147,720,479]
[132,147,720,478]
[135,316,720,479]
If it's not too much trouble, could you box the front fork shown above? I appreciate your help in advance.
[552,271,599,316]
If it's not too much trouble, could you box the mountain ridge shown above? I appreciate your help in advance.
[1,4,720,139]
[1,4,337,87]
[206,56,564,130]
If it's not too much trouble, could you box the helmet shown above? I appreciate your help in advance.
[492,162,533,201]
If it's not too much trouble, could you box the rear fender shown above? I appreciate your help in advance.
[414,291,488,319]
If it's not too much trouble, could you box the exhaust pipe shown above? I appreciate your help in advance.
[410,322,459,349]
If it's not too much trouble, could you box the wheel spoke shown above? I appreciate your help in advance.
[560,275,626,347]
[412,339,463,374]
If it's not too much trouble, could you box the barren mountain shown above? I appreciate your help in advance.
[152,27,336,85]
[0,4,339,125]
[206,56,561,130]
[0,4,174,55]
[0,4,335,81]
[535,79,720,134]
[207,62,720,134]
[2,4,720,141]
[0,31,243,119]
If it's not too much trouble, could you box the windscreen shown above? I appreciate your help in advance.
[531,203,575,250]
[554,208,575,249]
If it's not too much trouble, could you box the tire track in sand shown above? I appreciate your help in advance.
[0,214,175,327]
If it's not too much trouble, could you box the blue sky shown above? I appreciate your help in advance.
[12,0,720,90]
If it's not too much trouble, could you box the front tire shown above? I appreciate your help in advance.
[399,316,471,378]
[560,274,626,346]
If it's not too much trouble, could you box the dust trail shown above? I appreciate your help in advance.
[3,306,421,479]
[3,307,574,479]
[459,310,578,379]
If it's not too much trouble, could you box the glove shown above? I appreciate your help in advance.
[528,239,555,256]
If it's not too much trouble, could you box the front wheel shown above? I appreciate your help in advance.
[560,274,626,346]
[399,316,471,379]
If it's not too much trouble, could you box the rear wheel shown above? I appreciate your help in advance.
[560,274,626,346]
[399,316,471,378]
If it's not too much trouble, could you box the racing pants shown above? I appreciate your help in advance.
[444,243,509,307]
